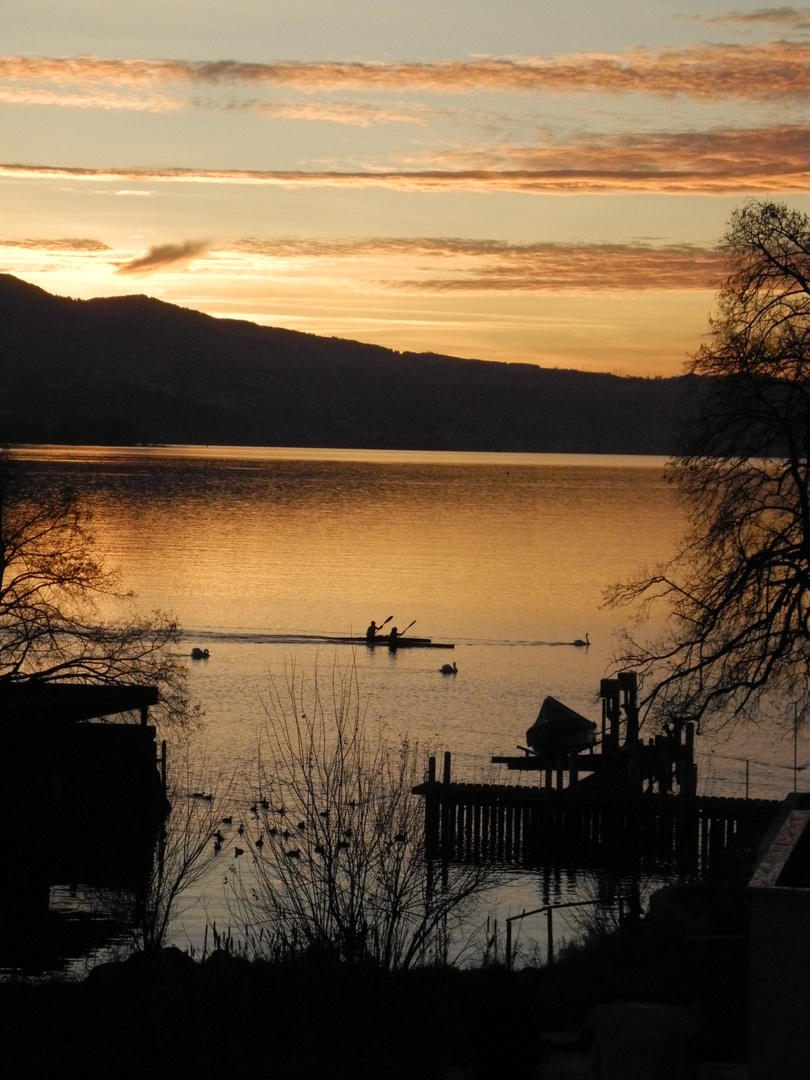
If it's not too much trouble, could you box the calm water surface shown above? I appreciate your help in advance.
[13,446,808,958]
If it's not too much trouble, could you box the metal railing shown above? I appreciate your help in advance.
[505,897,623,972]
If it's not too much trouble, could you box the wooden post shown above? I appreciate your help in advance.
[547,907,554,965]
[425,755,439,860]
[619,670,639,744]
[600,679,620,752]
[569,751,579,788]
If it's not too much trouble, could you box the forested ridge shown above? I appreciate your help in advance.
[0,274,692,451]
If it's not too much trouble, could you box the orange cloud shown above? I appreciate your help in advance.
[252,100,427,126]
[699,6,810,30]
[3,122,809,193]
[0,232,726,294]
[0,85,180,111]
[0,237,109,251]
[0,233,722,293]
[234,237,724,291]
[2,43,810,101]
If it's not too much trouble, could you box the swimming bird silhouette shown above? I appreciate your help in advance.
[440,662,458,674]
[572,634,590,647]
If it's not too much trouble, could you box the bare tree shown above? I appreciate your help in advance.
[0,450,195,730]
[232,657,503,970]
[608,200,810,733]
[136,753,230,951]
[93,751,230,953]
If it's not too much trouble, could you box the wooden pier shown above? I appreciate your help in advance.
[414,751,781,876]
[414,753,781,877]
[414,674,782,878]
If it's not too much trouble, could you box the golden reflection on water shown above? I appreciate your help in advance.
[16,446,679,644]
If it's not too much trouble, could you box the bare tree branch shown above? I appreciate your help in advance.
[231,657,504,970]
[0,450,197,732]
[607,200,810,734]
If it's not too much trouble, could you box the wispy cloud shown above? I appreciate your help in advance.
[0,85,181,111]
[116,240,209,274]
[252,100,427,126]
[0,233,722,292]
[3,43,810,103]
[4,122,808,193]
[0,237,109,251]
[233,236,724,291]
[699,6,810,30]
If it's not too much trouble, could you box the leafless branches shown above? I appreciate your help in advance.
[0,450,196,730]
[608,201,810,733]
[232,657,502,970]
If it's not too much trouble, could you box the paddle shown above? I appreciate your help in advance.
[397,620,416,638]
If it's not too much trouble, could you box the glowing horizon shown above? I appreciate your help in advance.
[2,2,810,377]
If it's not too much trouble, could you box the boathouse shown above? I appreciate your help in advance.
[1,681,168,922]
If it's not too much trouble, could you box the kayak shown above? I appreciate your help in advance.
[328,635,454,650]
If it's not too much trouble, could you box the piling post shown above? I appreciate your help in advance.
[439,753,452,868]
[600,679,620,752]
[619,670,639,744]
[425,755,439,860]
[547,907,554,965]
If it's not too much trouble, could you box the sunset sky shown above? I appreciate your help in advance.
[3,2,810,376]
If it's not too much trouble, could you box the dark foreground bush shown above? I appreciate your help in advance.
[0,909,750,1079]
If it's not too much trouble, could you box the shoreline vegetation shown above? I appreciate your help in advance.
[0,892,750,1078]
[0,273,692,454]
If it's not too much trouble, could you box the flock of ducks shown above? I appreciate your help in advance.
[208,794,410,869]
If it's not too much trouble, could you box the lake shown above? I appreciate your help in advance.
[11,446,808,963]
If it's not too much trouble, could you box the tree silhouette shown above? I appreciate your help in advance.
[234,658,504,969]
[0,450,194,730]
[609,200,810,732]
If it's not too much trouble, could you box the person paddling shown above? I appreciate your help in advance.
[388,620,416,650]
[366,615,392,643]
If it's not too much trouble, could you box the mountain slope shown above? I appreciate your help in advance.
[0,274,692,452]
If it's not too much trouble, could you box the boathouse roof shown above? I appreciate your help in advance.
[0,680,159,724]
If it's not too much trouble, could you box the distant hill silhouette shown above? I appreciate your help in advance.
[0,273,695,452]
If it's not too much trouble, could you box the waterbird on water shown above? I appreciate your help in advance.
[572,634,590,647]
[440,662,458,675]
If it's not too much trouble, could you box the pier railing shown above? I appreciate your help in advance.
[413,752,781,878]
